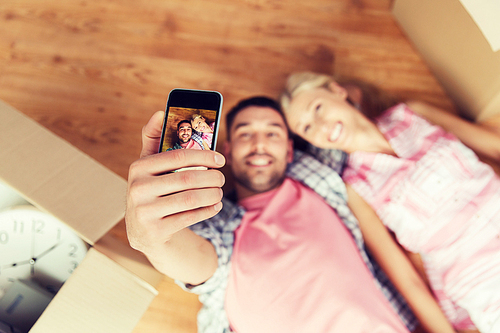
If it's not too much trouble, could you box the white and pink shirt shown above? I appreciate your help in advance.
[344,103,500,332]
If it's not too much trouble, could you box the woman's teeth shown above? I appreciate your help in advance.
[329,123,343,142]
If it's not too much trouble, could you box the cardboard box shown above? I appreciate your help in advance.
[393,0,500,122]
[0,99,163,333]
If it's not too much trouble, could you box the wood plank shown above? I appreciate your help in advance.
[0,1,463,332]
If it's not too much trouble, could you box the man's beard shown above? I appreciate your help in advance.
[233,167,287,195]
[179,136,191,143]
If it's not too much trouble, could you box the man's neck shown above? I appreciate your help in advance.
[179,140,191,148]
[234,180,284,202]
[234,184,259,202]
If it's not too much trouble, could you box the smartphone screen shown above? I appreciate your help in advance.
[159,89,223,154]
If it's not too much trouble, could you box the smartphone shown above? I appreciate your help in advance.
[159,89,223,170]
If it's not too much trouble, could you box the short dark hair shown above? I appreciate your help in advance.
[177,119,191,131]
[225,96,291,141]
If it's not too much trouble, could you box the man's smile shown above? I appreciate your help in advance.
[246,154,273,167]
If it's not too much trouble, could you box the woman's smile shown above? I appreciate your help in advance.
[329,122,343,143]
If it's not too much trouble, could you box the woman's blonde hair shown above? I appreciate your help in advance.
[191,114,204,122]
[281,71,400,120]
[280,72,334,112]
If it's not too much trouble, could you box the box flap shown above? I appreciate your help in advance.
[29,248,158,333]
[0,100,127,244]
[94,233,164,288]
[458,0,500,52]
[393,0,500,121]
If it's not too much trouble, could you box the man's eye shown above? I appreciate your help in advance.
[315,103,321,112]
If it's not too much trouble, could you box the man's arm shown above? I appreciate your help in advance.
[346,184,456,333]
[126,111,226,285]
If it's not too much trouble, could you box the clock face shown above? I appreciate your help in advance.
[0,207,88,296]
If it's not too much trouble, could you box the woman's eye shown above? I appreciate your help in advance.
[304,124,311,134]
[315,103,321,112]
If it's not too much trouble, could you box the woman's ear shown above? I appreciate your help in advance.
[327,81,349,100]
[342,83,363,109]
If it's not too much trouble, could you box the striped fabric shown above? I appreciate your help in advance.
[344,103,500,332]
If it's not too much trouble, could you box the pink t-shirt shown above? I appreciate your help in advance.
[224,178,409,333]
[180,139,203,150]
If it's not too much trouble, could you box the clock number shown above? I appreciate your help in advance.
[0,231,8,244]
[34,219,45,233]
[69,260,79,274]
[13,220,25,233]
[69,244,78,257]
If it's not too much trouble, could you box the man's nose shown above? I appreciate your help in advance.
[251,133,267,153]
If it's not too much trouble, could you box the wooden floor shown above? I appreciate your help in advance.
[0,1,464,332]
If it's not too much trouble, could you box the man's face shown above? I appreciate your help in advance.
[177,122,193,143]
[225,106,293,199]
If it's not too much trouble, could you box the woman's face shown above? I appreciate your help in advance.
[285,83,366,153]
[191,116,211,133]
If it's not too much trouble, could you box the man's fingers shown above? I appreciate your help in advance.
[155,169,225,197]
[131,149,225,178]
[141,111,165,158]
[158,201,223,238]
[133,187,223,236]
[156,187,223,218]
[129,168,225,199]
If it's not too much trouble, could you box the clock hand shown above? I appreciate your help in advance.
[2,259,32,269]
[31,220,36,258]
[2,242,64,272]
[31,220,36,276]
[29,242,63,276]
[34,241,63,260]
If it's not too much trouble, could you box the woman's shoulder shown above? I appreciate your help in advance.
[378,102,416,120]
[376,103,423,134]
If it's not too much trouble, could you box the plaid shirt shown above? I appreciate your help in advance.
[167,133,206,151]
[177,148,418,332]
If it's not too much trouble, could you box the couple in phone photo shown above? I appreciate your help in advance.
[169,114,214,151]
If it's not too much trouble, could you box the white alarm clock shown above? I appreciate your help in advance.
[0,206,88,296]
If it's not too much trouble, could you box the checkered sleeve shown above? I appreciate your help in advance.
[175,198,243,333]
[191,132,205,150]
[306,145,347,175]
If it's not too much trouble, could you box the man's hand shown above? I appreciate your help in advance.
[125,111,225,283]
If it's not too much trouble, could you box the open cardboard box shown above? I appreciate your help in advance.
[0,99,163,332]
[392,0,500,122]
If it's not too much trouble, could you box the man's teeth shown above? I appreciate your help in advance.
[330,123,343,142]
[249,158,270,166]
